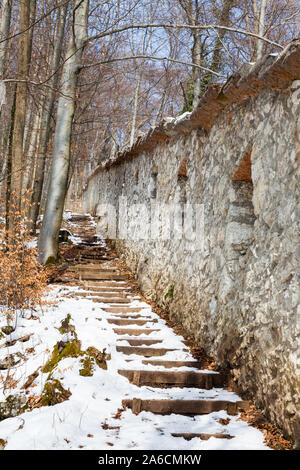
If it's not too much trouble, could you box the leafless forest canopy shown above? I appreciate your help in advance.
[0,0,299,263]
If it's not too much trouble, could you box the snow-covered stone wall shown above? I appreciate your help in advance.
[83,43,300,445]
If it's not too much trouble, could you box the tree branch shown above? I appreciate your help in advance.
[87,22,284,49]
[81,54,226,78]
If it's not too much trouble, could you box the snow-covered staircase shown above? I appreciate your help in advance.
[58,213,268,449]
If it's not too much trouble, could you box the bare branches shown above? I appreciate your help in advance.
[87,22,284,49]
[2,79,74,100]
[0,0,72,45]
[81,54,226,78]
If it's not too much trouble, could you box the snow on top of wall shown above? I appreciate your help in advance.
[85,39,300,188]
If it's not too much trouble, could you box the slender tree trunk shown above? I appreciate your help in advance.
[38,0,89,265]
[155,88,166,124]
[256,0,267,60]
[191,31,202,108]
[0,0,12,80]
[9,0,31,225]
[5,86,16,230]
[210,0,236,73]
[0,0,12,194]
[130,72,141,146]
[21,110,40,210]
[29,3,68,233]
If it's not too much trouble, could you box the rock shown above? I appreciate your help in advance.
[0,353,22,370]
[41,380,71,406]
[1,326,14,336]
[0,395,26,421]
[0,438,7,450]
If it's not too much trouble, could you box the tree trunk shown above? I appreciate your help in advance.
[29,3,68,233]
[0,0,12,80]
[38,0,89,265]
[21,109,40,211]
[9,0,31,225]
[256,0,267,60]
[191,31,202,108]
[130,72,141,146]
[5,85,16,230]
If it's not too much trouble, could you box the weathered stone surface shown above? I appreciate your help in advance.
[83,45,300,445]
[0,395,26,420]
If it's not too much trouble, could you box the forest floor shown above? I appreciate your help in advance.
[0,212,293,450]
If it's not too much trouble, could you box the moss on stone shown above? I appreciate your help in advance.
[0,395,26,421]
[42,339,83,374]
[1,325,14,335]
[78,347,110,376]
[79,356,94,376]
[86,346,109,370]
[45,256,58,266]
[41,379,71,406]
[58,314,76,336]
[164,284,174,300]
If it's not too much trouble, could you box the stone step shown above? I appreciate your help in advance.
[111,315,152,321]
[76,265,118,271]
[142,360,205,369]
[78,272,128,281]
[108,318,157,326]
[78,291,129,299]
[116,346,177,357]
[90,297,130,304]
[76,267,118,273]
[118,369,224,388]
[111,313,152,318]
[82,287,130,293]
[122,399,250,415]
[171,433,233,441]
[117,338,163,346]
[113,328,160,336]
[103,307,146,314]
[81,281,130,288]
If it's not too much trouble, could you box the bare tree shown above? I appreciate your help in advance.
[0,0,12,80]
[38,0,89,265]
[9,0,31,227]
[29,2,68,233]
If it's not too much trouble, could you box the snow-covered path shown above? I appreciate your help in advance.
[0,213,270,450]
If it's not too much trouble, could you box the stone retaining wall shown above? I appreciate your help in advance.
[83,42,300,445]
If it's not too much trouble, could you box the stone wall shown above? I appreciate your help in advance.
[83,43,300,446]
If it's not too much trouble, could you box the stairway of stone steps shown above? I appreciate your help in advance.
[60,213,254,445]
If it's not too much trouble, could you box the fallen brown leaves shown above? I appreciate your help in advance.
[26,395,43,410]
[219,418,231,426]
[112,406,126,420]
[238,405,293,450]
[0,201,49,321]
[102,423,120,430]
[22,369,39,390]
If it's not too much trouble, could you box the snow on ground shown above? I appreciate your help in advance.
[0,212,270,450]
[0,284,270,450]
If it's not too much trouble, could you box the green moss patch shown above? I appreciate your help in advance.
[79,356,94,376]
[1,326,14,336]
[79,347,110,376]
[58,314,76,336]
[42,339,83,374]
[41,379,71,406]
[86,347,109,370]
[45,256,58,266]
[164,284,174,300]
